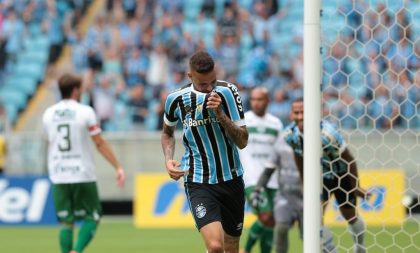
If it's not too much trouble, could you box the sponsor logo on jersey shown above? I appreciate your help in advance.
[227,83,243,112]
[53,109,76,121]
[182,116,220,128]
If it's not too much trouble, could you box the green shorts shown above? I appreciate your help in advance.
[245,186,276,214]
[53,182,102,223]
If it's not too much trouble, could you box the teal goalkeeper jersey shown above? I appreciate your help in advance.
[164,81,246,184]
[283,120,348,179]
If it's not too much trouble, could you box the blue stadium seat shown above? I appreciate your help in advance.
[13,62,45,81]
[0,88,28,110]
[23,35,50,52]
[18,50,49,66]
[183,0,203,21]
[3,103,19,124]
[4,76,38,96]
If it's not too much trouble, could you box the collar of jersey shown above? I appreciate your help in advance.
[190,83,214,95]
[61,99,78,104]
[61,98,78,104]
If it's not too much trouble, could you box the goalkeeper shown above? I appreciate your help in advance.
[282,98,370,253]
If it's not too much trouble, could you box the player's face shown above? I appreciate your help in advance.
[290,101,304,132]
[250,90,268,116]
[188,70,217,93]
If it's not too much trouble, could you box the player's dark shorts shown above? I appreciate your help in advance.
[53,182,102,223]
[185,176,245,237]
[322,172,357,208]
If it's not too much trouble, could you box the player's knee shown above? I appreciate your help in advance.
[258,213,275,228]
[207,240,224,253]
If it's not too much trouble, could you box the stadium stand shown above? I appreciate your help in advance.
[0,0,418,131]
[0,0,92,125]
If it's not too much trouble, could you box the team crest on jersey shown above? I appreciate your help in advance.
[195,203,207,219]
[196,104,203,112]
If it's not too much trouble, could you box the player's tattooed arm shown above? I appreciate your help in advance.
[217,114,248,149]
[161,123,176,161]
[207,91,248,148]
[161,123,184,180]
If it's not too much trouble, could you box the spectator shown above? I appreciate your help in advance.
[267,89,290,125]
[68,30,88,73]
[92,75,118,129]
[146,42,170,96]
[128,85,149,125]
[124,47,149,87]
[44,1,64,65]
[85,14,111,71]
[2,9,25,69]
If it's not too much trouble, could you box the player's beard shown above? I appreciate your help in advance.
[192,81,215,93]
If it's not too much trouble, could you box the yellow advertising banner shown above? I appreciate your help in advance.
[134,170,405,228]
[324,169,405,226]
[134,173,256,228]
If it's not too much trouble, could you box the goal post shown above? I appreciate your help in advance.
[303,0,322,253]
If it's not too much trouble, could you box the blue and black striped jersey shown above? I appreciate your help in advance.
[164,81,246,184]
[283,120,348,178]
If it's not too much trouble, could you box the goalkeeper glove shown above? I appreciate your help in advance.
[250,187,264,210]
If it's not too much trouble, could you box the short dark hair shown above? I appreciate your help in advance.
[292,97,303,104]
[58,74,82,99]
[189,51,215,73]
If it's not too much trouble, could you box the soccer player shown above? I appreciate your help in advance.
[161,51,248,253]
[252,136,303,253]
[238,87,283,253]
[43,74,125,253]
[283,98,369,253]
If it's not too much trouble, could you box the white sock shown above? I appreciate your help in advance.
[349,218,366,253]
[321,226,337,253]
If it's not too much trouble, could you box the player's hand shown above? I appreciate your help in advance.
[206,92,222,114]
[250,188,264,210]
[355,187,371,200]
[115,167,125,188]
[165,159,184,181]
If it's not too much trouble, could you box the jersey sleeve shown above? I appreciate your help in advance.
[219,83,245,126]
[321,122,346,156]
[283,125,294,146]
[86,107,102,136]
[163,94,179,126]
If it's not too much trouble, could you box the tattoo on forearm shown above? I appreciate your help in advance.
[217,113,248,148]
[161,124,175,161]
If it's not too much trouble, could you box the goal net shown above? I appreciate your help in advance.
[319,0,420,252]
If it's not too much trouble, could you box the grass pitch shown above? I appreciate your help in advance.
[0,217,419,253]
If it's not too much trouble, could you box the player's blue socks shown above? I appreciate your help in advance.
[74,220,98,252]
[59,226,73,253]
